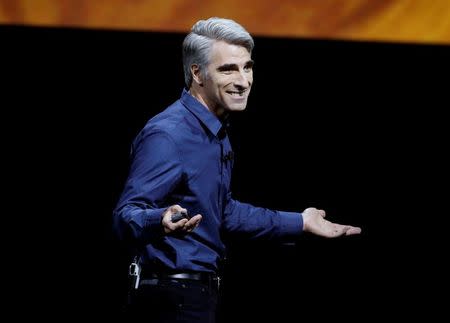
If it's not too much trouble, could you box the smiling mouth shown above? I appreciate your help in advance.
[226,90,247,98]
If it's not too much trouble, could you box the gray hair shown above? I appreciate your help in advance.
[182,17,254,88]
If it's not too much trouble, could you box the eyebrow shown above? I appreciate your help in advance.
[217,60,254,71]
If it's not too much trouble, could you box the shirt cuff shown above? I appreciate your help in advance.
[277,211,303,238]
[143,208,167,238]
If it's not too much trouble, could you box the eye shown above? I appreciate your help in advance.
[244,63,253,72]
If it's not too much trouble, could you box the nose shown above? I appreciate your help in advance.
[233,69,250,89]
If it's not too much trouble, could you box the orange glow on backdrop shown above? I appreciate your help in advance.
[1,0,449,44]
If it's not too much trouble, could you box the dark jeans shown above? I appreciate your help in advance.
[126,278,218,323]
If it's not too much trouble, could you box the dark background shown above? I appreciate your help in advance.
[2,25,447,320]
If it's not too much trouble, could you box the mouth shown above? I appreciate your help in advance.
[226,90,247,98]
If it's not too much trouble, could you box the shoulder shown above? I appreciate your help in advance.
[136,100,194,146]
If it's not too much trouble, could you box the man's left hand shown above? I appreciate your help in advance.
[302,207,362,237]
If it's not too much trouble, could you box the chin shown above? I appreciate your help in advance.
[227,102,248,112]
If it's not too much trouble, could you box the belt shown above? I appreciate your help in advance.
[140,271,221,289]
[143,271,216,281]
[152,272,205,280]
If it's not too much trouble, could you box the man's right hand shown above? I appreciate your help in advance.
[161,205,202,234]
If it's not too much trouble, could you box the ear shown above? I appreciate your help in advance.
[191,64,203,87]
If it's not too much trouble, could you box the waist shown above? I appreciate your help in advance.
[141,266,218,282]
[141,269,218,282]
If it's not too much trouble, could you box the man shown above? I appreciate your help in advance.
[113,17,361,322]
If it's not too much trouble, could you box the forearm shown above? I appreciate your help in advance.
[223,197,303,240]
[113,203,166,245]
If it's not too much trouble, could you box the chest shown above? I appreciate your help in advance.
[180,137,233,190]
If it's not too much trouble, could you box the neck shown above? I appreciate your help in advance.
[189,86,226,119]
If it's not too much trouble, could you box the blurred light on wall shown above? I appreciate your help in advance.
[1,0,449,44]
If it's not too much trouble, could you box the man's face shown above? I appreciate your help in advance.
[202,41,253,115]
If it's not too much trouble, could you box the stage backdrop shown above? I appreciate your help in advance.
[1,0,450,44]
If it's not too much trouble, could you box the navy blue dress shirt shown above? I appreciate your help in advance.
[114,89,303,273]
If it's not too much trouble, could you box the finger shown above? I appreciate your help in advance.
[190,214,203,223]
[171,205,187,214]
[162,217,184,234]
[171,218,189,231]
[184,214,202,231]
[330,224,350,237]
[170,204,181,212]
[345,226,362,235]
[319,209,326,218]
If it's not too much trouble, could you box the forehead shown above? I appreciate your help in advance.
[208,40,252,66]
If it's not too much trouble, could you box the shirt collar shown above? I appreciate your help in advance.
[180,89,224,137]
